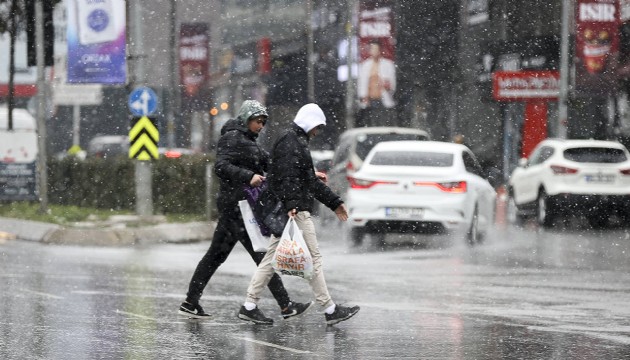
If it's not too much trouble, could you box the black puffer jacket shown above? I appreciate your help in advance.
[214,118,269,212]
[269,123,343,213]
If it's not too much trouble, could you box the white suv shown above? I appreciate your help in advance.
[508,138,630,228]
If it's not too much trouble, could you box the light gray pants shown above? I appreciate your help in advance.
[246,211,333,309]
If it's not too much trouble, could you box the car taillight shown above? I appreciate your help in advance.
[620,169,630,175]
[550,165,578,175]
[164,150,182,158]
[414,181,467,193]
[347,176,397,189]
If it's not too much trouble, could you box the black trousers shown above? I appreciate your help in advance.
[185,208,291,309]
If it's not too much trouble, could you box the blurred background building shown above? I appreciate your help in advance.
[2,0,630,182]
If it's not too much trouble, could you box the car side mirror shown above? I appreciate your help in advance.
[518,158,528,168]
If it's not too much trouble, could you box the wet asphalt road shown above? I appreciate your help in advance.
[1,217,630,359]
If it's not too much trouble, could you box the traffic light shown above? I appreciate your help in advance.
[26,0,54,67]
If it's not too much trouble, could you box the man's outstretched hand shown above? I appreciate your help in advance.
[315,171,328,184]
[335,204,348,221]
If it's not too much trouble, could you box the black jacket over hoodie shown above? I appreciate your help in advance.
[214,118,269,213]
[269,123,343,213]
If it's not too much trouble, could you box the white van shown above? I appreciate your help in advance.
[0,107,39,201]
[328,127,430,198]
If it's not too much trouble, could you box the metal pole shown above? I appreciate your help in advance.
[558,0,571,139]
[7,0,16,131]
[167,0,177,148]
[135,162,153,216]
[345,0,355,130]
[72,105,80,146]
[132,0,153,217]
[306,0,315,102]
[133,0,145,84]
[35,0,48,213]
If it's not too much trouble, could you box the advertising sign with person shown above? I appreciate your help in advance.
[357,0,396,127]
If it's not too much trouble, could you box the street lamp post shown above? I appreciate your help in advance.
[167,0,178,148]
[306,0,315,103]
[558,0,571,139]
[345,0,355,131]
[35,0,48,213]
[131,0,153,217]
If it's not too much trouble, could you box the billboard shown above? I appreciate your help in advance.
[357,0,396,126]
[0,108,38,201]
[179,23,209,98]
[574,0,620,97]
[65,0,126,84]
[179,23,209,111]
[493,71,560,101]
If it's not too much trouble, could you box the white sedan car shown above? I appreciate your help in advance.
[508,138,630,228]
[346,141,496,246]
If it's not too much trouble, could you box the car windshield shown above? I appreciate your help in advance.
[563,147,627,163]
[356,134,427,160]
[370,151,453,167]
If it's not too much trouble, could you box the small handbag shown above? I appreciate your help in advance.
[253,187,288,237]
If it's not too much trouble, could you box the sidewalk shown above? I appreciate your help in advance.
[0,216,215,246]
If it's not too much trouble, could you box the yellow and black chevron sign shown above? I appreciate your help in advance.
[129,116,159,160]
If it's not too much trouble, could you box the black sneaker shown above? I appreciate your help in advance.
[281,301,314,320]
[238,306,274,325]
[178,301,211,319]
[325,305,360,325]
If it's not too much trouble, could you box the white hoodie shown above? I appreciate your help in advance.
[293,103,326,134]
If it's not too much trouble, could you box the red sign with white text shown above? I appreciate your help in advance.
[179,23,209,98]
[574,0,619,96]
[492,71,560,102]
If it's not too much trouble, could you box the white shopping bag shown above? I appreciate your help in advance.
[271,218,314,280]
[238,200,270,252]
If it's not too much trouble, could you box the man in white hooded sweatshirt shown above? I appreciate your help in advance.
[238,103,360,326]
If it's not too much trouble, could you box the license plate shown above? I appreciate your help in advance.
[385,207,424,218]
[584,173,615,183]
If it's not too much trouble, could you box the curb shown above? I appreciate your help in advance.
[0,217,215,246]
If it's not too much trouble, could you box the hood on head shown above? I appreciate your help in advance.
[237,100,268,123]
[293,103,326,134]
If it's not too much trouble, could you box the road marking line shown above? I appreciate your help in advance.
[19,288,63,299]
[528,325,630,345]
[232,336,311,354]
[115,310,158,321]
[115,310,249,326]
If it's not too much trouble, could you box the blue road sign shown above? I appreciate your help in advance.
[128,87,158,116]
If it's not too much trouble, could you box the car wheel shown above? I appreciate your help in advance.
[349,227,365,246]
[588,208,610,229]
[536,190,555,228]
[372,232,387,248]
[467,206,480,245]
[507,194,525,227]
[617,206,630,227]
